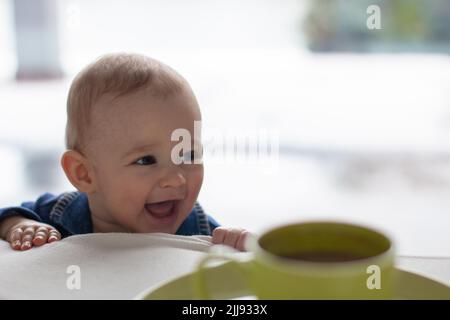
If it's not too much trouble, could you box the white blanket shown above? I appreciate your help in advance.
[0,233,215,299]
[1,233,449,300]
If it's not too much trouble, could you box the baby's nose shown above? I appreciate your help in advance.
[159,171,187,188]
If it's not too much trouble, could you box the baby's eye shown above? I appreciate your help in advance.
[135,155,157,166]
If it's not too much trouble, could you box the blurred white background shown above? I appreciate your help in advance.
[0,0,449,256]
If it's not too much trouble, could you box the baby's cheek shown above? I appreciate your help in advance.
[187,164,204,195]
[175,167,203,225]
[111,177,151,214]
[187,171,203,208]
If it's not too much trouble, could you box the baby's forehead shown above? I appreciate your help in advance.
[88,89,200,148]
[94,84,196,117]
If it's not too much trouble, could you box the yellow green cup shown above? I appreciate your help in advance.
[195,221,395,299]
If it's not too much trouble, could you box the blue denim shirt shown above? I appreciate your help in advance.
[0,192,220,238]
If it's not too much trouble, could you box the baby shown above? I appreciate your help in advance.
[0,53,249,251]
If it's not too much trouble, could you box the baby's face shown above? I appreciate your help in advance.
[86,87,203,234]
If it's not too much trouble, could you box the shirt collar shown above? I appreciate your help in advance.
[56,192,93,235]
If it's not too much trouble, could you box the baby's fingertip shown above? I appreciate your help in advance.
[235,231,250,252]
[11,240,21,250]
[212,228,227,244]
[48,236,59,243]
[32,236,45,246]
[21,241,32,251]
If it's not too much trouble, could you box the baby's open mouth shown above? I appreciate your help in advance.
[145,200,179,221]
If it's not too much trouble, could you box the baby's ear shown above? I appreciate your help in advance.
[61,150,96,194]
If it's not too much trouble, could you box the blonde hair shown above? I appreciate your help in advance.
[65,53,187,152]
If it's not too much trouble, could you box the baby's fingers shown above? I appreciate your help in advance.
[212,227,227,245]
[213,227,243,249]
[9,228,23,250]
[212,227,251,252]
[223,229,241,249]
[32,226,49,246]
[235,230,250,252]
[21,227,35,250]
[47,228,61,243]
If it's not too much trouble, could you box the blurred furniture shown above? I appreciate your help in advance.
[13,0,62,80]
[304,0,450,52]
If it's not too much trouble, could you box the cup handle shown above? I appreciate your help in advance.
[193,248,253,299]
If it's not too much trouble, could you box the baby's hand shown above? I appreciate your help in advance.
[0,216,61,251]
[212,227,251,252]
